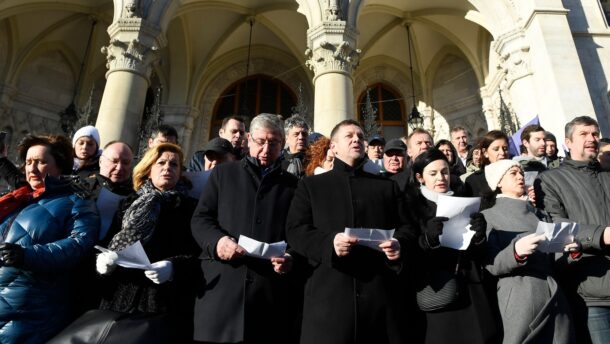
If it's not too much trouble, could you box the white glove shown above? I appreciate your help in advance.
[144,260,174,284]
[96,251,118,275]
[514,233,546,257]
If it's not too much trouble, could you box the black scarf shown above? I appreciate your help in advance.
[108,179,188,251]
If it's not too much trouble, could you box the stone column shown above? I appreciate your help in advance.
[96,0,173,148]
[306,18,360,136]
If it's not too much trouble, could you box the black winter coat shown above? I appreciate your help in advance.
[286,158,418,344]
[191,158,300,343]
[99,192,200,342]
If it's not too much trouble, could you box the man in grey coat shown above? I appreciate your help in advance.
[536,116,610,344]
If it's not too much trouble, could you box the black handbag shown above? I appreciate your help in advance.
[415,253,463,312]
[47,309,171,344]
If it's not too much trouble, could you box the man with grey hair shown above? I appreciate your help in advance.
[191,113,301,343]
[281,115,310,178]
[536,115,610,343]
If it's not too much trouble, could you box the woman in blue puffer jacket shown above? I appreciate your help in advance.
[0,134,99,343]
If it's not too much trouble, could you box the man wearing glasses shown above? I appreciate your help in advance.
[191,113,300,344]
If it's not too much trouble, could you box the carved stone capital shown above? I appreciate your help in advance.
[492,29,532,88]
[306,22,360,78]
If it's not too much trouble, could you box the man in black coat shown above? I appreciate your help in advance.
[191,113,300,344]
[286,119,418,344]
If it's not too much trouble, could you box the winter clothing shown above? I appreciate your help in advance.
[536,159,610,306]
[99,181,200,343]
[481,196,575,344]
[408,184,500,344]
[464,169,492,197]
[72,125,100,148]
[0,176,100,343]
[281,149,307,178]
[191,158,300,343]
[485,160,520,191]
[286,157,417,344]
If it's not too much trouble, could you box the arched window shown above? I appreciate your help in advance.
[357,83,406,139]
[211,74,297,138]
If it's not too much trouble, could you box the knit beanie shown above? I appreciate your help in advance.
[484,159,520,191]
[72,125,100,148]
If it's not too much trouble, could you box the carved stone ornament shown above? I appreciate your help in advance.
[124,0,141,18]
[493,30,532,88]
[101,38,159,78]
[325,0,343,21]
[305,40,361,76]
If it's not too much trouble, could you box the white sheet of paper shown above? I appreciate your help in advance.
[436,195,481,250]
[237,235,287,259]
[344,227,395,251]
[535,222,579,253]
[524,171,539,187]
[184,171,207,199]
[94,241,152,270]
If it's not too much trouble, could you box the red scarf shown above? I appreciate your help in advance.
[0,186,45,223]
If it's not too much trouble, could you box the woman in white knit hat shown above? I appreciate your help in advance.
[72,125,101,178]
[481,159,579,344]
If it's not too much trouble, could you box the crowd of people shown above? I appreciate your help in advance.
[0,112,607,344]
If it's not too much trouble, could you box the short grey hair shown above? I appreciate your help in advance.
[250,113,285,139]
[284,115,310,136]
[565,116,599,139]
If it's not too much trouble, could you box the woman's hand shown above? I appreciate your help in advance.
[96,251,118,275]
[514,233,546,257]
[145,260,173,284]
[424,217,448,248]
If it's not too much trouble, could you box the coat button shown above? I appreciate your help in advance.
[256,218,262,224]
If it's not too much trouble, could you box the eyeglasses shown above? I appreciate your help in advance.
[250,137,282,149]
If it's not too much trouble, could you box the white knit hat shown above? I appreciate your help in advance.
[72,125,100,148]
[484,159,521,191]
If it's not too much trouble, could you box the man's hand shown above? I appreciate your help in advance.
[271,253,293,274]
[379,238,401,261]
[334,233,358,257]
[216,236,246,261]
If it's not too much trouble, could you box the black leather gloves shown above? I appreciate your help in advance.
[423,216,448,249]
[469,213,487,245]
[0,243,24,267]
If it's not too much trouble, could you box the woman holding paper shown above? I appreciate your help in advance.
[408,149,500,343]
[481,159,577,343]
[0,135,99,343]
[94,143,200,342]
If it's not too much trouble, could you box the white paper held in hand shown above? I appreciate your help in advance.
[237,235,287,259]
[94,241,152,270]
[344,227,395,251]
[535,222,579,253]
[435,195,481,250]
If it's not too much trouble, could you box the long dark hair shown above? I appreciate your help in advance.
[479,130,509,167]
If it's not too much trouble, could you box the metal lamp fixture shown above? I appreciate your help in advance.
[406,24,423,130]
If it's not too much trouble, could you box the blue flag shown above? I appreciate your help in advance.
[508,115,539,158]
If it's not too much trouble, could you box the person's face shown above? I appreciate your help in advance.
[498,166,526,198]
[483,138,509,163]
[286,126,309,153]
[383,150,405,174]
[524,131,546,158]
[330,124,365,167]
[25,145,60,189]
[99,143,134,183]
[417,159,450,193]
[598,145,610,170]
[451,130,469,153]
[148,133,177,148]
[472,149,482,167]
[545,140,557,157]
[248,127,284,167]
[219,119,246,149]
[438,144,454,164]
[322,148,334,171]
[408,133,433,159]
[566,124,600,161]
[149,151,180,191]
[204,151,234,171]
[74,136,97,160]
[367,143,384,160]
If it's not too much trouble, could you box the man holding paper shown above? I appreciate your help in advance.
[286,119,416,344]
[537,116,610,343]
[191,113,299,344]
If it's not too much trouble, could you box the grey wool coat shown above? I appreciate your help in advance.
[481,197,575,344]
